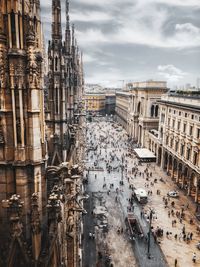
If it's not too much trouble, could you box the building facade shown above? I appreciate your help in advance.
[0,0,47,265]
[115,91,131,131]
[127,81,168,146]
[105,93,116,115]
[148,92,200,203]
[84,92,106,114]
[0,1,85,266]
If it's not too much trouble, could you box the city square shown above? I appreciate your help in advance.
[82,117,200,267]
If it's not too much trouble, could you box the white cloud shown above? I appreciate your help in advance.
[74,2,200,49]
[83,54,96,63]
[86,67,124,87]
[175,23,200,34]
[76,29,107,45]
[151,0,200,7]
[41,0,199,86]
[71,11,112,23]
[157,64,187,82]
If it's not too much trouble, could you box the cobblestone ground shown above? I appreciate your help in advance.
[85,117,200,267]
[125,153,200,267]
[105,194,137,267]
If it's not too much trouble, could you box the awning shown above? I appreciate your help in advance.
[134,148,156,162]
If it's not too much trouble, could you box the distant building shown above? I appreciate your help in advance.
[115,91,132,131]
[105,93,116,115]
[85,84,103,93]
[115,81,168,142]
[84,92,106,114]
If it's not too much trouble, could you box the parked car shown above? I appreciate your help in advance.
[167,191,179,198]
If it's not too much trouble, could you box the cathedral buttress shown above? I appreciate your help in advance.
[0,1,47,263]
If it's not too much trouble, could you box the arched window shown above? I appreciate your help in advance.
[175,141,179,151]
[181,144,185,156]
[11,10,16,47]
[170,137,174,148]
[193,151,198,165]
[151,105,155,117]
[166,136,169,145]
[186,148,191,160]
[155,105,159,117]
[137,102,141,114]
[55,87,58,114]
[160,127,163,139]
[55,56,58,71]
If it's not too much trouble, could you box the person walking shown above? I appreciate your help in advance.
[192,252,196,263]
[174,258,177,267]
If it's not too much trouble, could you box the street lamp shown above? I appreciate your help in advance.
[147,209,154,259]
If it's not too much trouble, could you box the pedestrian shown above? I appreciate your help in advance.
[192,252,196,263]
[174,258,177,267]
[140,211,143,218]
[190,232,193,240]
[166,231,169,238]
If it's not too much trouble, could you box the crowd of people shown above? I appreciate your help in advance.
[85,117,199,266]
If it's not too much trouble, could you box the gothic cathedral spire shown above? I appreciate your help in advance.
[65,0,71,55]
[52,0,62,41]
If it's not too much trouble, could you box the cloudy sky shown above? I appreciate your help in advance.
[41,0,200,88]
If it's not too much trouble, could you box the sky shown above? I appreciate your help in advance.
[41,0,200,89]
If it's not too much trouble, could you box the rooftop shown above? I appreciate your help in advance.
[159,93,200,110]
[127,80,167,90]
[169,90,200,99]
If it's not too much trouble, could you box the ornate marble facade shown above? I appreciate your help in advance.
[0,0,47,265]
[0,1,85,266]
[46,0,84,166]
[148,92,200,204]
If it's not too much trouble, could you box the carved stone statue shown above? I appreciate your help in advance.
[66,211,74,234]
[30,193,41,234]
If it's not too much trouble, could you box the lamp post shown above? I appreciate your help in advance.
[147,209,153,259]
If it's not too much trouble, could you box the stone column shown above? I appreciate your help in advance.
[166,156,170,174]
[195,176,200,203]
[171,159,175,180]
[181,172,185,189]
[187,175,192,196]
[176,164,182,184]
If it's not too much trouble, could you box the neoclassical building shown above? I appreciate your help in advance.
[84,92,106,114]
[148,92,200,203]
[127,81,168,146]
[115,91,131,131]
